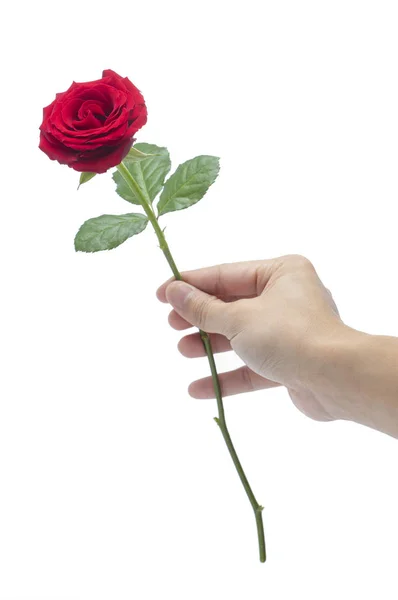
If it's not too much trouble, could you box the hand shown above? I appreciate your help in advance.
[157,255,346,423]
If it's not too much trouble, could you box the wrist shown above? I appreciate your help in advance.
[304,322,368,422]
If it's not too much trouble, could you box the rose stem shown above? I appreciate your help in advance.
[116,162,266,563]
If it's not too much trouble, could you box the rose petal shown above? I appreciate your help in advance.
[53,87,127,138]
[77,100,107,120]
[39,130,76,164]
[127,102,148,132]
[74,110,104,130]
[68,137,134,173]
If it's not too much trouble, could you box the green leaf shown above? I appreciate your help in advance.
[133,143,168,156]
[77,172,96,189]
[157,155,220,216]
[74,213,148,253]
[125,145,155,161]
[112,143,171,205]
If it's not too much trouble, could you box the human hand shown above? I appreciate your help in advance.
[157,255,347,423]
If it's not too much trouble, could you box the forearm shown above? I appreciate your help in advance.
[312,326,398,438]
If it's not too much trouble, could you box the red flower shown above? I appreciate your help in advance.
[39,69,147,174]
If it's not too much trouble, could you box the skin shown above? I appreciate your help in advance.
[156,255,398,439]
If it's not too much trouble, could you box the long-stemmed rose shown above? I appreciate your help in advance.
[39,69,266,562]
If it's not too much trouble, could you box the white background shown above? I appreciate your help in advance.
[1,1,398,598]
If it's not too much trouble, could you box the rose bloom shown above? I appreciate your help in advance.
[39,69,147,173]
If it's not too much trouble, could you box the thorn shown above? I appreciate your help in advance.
[214,417,221,427]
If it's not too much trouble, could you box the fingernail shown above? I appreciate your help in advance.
[166,281,194,310]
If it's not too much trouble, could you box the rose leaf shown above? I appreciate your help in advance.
[157,155,220,217]
[112,143,171,205]
[74,213,148,253]
[77,172,96,190]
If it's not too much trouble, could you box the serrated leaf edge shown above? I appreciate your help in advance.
[157,156,220,216]
[74,213,148,253]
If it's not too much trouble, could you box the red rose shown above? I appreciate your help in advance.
[39,69,147,174]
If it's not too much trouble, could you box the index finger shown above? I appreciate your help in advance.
[156,259,276,303]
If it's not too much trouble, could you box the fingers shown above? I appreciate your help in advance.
[188,366,280,399]
[178,332,232,357]
[164,281,239,336]
[168,309,192,331]
[156,260,277,303]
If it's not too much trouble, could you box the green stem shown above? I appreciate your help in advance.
[116,162,266,562]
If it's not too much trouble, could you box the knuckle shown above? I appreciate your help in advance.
[191,296,212,328]
[285,254,315,272]
[240,366,254,392]
[213,264,224,298]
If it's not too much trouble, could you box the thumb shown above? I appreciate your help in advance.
[165,280,234,335]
